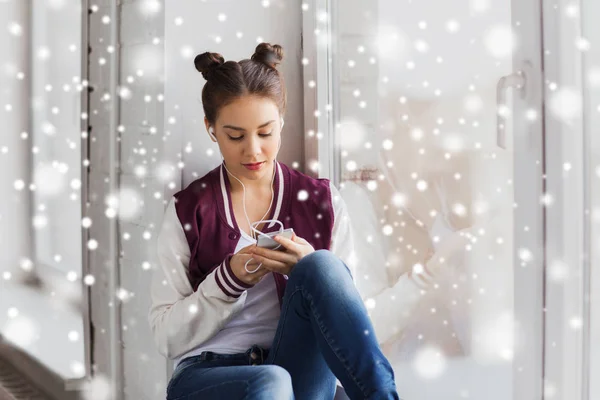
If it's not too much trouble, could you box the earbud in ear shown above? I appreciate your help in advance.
[281,118,285,129]
[208,127,216,141]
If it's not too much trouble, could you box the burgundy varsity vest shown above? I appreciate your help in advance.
[172,161,334,307]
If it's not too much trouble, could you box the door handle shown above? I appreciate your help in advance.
[496,70,527,149]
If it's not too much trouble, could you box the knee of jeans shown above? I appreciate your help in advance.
[260,366,293,398]
[293,250,350,281]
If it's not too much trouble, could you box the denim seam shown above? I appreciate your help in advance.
[301,286,370,398]
[267,287,300,362]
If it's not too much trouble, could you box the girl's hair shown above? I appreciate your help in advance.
[193,43,287,125]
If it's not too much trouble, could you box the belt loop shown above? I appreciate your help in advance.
[247,346,254,365]
[248,345,266,365]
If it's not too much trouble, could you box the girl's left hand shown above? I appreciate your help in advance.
[249,232,315,276]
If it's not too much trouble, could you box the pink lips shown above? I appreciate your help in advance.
[243,161,265,170]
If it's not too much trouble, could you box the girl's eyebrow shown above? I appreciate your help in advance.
[222,120,275,132]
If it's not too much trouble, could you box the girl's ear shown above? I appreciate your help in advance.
[204,117,216,141]
[207,126,217,142]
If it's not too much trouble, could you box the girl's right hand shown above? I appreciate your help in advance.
[230,245,271,286]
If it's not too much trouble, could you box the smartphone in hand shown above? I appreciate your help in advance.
[256,228,294,251]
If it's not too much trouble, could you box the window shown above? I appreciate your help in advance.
[30,0,83,276]
[303,0,546,397]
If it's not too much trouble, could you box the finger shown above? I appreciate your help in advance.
[247,264,271,278]
[238,253,263,266]
[251,248,297,265]
[258,245,297,259]
[290,233,309,245]
[273,235,300,252]
[240,256,269,276]
[238,244,258,254]
[294,236,309,245]
[252,255,289,274]
[290,232,302,243]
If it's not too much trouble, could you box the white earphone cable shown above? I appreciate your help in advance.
[212,117,285,273]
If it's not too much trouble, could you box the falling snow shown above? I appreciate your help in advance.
[0,1,597,398]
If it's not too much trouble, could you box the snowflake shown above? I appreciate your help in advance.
[413,346,447,379]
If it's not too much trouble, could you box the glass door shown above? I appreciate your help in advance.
[303,0,545,398]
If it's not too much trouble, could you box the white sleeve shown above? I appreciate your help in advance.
[365,275,426,344]
[148,198,254,360]
[368,223,478,345]
[329,181,357,283]
[328,182,442,344]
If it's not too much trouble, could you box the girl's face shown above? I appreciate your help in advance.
[205,95,283,184]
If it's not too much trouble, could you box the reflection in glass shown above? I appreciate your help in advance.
[333,0,516,398]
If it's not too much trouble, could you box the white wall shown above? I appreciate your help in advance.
[165,0,305,188]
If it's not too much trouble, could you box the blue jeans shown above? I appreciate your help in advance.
[166,250,400,400]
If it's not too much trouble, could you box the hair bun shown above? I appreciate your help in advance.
[251,43,283,69]
[194,52,225,80]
